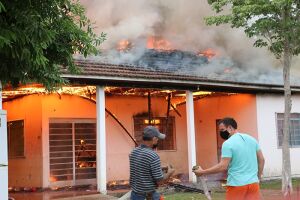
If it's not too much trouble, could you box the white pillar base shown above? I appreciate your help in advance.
[186,91,197,183]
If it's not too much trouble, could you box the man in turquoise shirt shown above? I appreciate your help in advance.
[193,117,265,200]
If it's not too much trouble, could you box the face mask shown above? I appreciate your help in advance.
[220,130,230,140]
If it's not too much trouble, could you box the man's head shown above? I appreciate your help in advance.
[218,117,238,140]
[143,126,166,149]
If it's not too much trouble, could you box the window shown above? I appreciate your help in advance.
[7,120,25,158]
[133,116,176,150]
[277,113,300,147]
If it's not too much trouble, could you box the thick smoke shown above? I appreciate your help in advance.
[80,0,300,85]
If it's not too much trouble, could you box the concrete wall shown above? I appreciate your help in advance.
[4,92,261,187]
[194,94,258,169]
[256,94,300,178]
[41,94,97,187]
[40,94,188,186]
[104,96,189,181]
[4,94,188,187]
[3,95,43,187]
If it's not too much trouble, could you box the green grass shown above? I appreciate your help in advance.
[164,178,300,199]
[164,192,225,200]
[260,178,300,190]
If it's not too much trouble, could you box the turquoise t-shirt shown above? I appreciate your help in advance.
[221,133,260,186]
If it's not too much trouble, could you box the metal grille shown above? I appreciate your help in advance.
[49,123,74,182]
[49,120,96,184]
[75,123,96,180]
[133,116,176,150]
[277,113,300,147]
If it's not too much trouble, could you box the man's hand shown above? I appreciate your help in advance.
[158,164,176,185]
[192,165,205,176]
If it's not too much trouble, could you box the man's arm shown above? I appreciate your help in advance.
[193,158,231,176]
[257,150,265,180]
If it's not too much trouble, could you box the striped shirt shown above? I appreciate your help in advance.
[129,144,164,193]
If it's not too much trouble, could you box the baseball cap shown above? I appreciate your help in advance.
[143,126,166,140]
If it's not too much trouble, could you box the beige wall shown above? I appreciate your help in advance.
[3,95,43,187]
[4,92,258,187]
[40,94,97,187]
[104,96,189,181]
[40,94,188,185]
[194,94,258,169]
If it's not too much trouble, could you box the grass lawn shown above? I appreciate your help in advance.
[164,178,300,199]
[260,178,300,190]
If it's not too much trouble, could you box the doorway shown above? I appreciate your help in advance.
[49,119,96,186]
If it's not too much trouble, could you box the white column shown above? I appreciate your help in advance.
[96,86,107,194]
[0,81,8,200]
[186,91,197,183]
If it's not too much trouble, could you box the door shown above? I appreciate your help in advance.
[49,119,96,186]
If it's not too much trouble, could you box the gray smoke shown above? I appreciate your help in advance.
[79,0,300,85]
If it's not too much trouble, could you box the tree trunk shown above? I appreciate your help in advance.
[282,41,293,197]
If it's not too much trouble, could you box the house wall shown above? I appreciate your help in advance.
[40,94,188,187]
[194,94,258,169]
[3,92,260,188]
[103,96,189,181]
[256,94,300,178]
[3,95,43,187]
[41,94,97,187]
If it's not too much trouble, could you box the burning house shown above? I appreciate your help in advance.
[2,43,300,193]
[1,0,300,196]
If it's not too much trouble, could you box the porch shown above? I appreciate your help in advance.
[2,84,259,193]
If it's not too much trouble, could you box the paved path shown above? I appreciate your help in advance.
[10,191,118,200]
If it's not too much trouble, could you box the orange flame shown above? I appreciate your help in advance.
[49,176,57,182]
[198,48,218,59]
[147,36,173,51]
[117,39,132,51]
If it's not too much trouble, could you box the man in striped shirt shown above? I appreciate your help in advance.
[129,126,175,200]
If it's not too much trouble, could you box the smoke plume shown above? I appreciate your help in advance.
[80,0,300,85]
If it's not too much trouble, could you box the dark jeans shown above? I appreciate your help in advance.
[131,191,160,200]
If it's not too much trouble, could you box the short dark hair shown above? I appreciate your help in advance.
[218,117,238,129]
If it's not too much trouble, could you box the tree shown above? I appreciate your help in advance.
[206,0,300,197]
[0,0,105,89]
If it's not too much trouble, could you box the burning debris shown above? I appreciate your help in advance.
[107,180,130,191]
[135,49,208,71]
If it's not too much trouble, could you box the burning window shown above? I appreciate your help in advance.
[49,120,96,183]
[277,113,300,147]
[133,116,176,150]
[7,120,25,158]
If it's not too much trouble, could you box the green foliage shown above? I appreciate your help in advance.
[206,0,300,59]
[0,0,105,90]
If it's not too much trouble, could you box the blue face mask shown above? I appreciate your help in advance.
[220,130,230,140]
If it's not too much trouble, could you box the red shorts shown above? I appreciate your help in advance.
[226,183,260,200]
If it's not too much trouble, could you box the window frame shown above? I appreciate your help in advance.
[133,116,177,151]
[7,119,25,159]
[276,113,300,148]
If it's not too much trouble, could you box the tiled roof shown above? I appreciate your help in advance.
[60,59,300,93]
